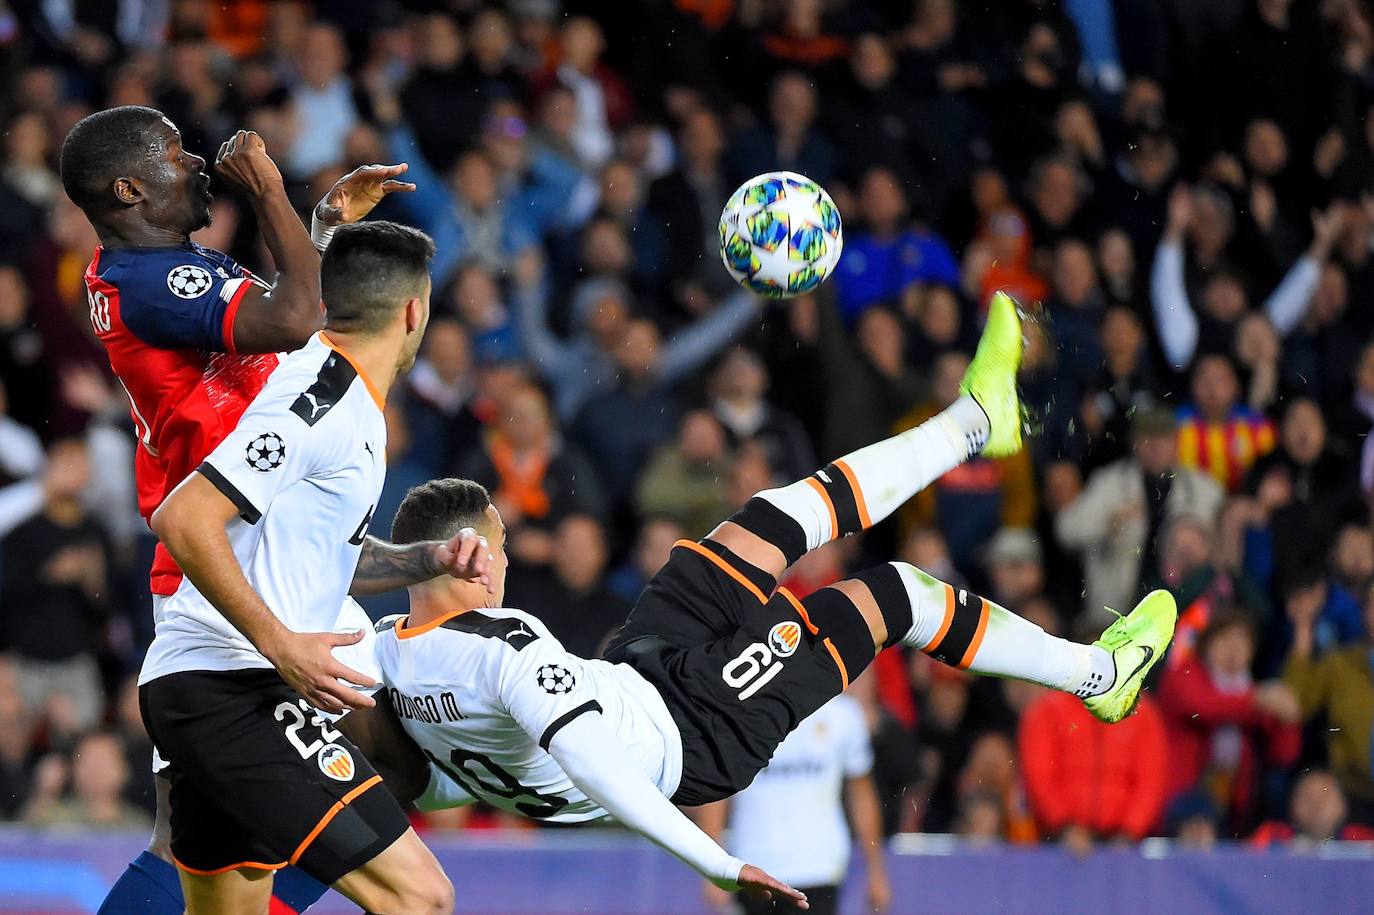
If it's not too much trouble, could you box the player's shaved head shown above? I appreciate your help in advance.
[392,478,494,544]
[322,221,435,334]
[60,105,173,211]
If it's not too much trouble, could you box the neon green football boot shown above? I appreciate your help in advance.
[1083,590,1178,724]
[959,290,1026,457]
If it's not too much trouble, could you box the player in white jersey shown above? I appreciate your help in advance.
[141,222,478,915]
[374,293,1180,911]
[698,695,889,915]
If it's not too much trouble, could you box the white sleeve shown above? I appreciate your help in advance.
[415,764,478,812]
[1263,255,1320,337]
[838,702,873,778]
[1150,239,1198,370]
[197,397,337,524]
[546,711,746,887]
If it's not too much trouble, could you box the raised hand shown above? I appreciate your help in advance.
[316,163,416,226]
[430,527,494,593]
[214,130,284,198]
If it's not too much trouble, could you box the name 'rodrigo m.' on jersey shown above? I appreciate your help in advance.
[138,333,386,684]
[376,608,683,824]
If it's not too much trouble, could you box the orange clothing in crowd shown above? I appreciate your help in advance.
[1018,691,1169,840]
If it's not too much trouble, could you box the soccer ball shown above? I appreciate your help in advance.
[718,171,843,298]
[245,432,285,472]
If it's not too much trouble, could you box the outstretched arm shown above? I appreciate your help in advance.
[349,530,492,597]
[547,713,808,908]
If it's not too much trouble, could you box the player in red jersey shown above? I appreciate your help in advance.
[62,106,470,914]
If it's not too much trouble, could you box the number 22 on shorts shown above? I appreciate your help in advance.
[722,643,784,700]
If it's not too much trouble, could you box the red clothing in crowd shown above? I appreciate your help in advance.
[1018,690,1169,840]
[1157,661,1301,829]
[1249,821,1374,846]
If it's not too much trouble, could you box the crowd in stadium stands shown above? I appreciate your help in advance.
[3,0,1374,855]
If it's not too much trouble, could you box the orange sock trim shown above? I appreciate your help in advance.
[924,583,957,655]
[290,774,383,865]
[956,599,991,670]
[832,459,871,528]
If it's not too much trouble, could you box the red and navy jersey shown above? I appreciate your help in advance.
[84,242,278,596]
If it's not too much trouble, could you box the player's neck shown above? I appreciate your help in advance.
[407,584,487,628]
[96,220,188,250]
[406,577,489,626]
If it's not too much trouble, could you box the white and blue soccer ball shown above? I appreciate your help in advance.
[718,171,843,298]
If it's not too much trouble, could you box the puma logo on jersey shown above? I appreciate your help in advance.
[291,352,357,426]
[301,392,326,418]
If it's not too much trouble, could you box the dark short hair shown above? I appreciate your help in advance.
[60,106,170,211]
[321,221,435,333]
[391,479,492,544]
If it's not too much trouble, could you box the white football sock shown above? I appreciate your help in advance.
[756,395,989,550]
[891,563,1114,697]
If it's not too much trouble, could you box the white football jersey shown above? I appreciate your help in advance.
[376,607,683,823]
[140,333,387,684]
[726,695,871,887]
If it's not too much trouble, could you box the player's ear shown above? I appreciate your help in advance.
[404,297,424,334]
[112,176,143,206]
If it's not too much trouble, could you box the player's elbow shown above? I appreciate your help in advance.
[149,497,188,550]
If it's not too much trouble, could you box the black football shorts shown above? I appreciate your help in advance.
[139,668,410,884]
[606,540,864,806]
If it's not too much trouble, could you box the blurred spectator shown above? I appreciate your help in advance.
[517,265,756,422]
[536,17,631,171]
[570,317,714,504]
[1244,398,1362,589]
[1018,690,1169,848]
[1078,306,1161,470]
[832,165,960,322]
[1151,186,1342,372]
[709,346,814,482]
[699,694,890,915]
[502,514,630,658]
[1251,770,1374,847]
[725,71,837,191]
[1176,354,1276,492]
[647,108,734,312]
[1056,407,1224,622]
[983,528,1045,608]
[1157,609,1302,834]
[285,22,358,180]
[1168,790,1222,851]
[403,317,483,476]
[0,438,110,732]
[454,382,605,544]
[24,732,150,830]
[608,516,684,604]
[897,351,1035,572]
[1285,587,1374,823]
[636,410,735,539]
[0,266,50,432]
[0,660,33,819]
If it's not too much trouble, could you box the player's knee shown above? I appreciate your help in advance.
[727,494,809,565]
[400,867,454,915]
